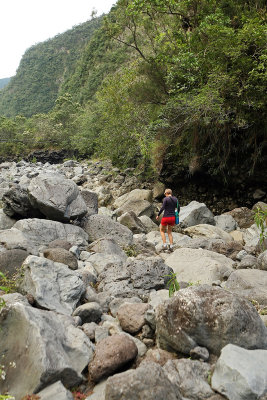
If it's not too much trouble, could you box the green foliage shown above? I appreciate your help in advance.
[0,78,11,90]
[165,272,180,297]
[254,206,267,250]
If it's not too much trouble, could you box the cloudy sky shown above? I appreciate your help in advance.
[0,0,116,79]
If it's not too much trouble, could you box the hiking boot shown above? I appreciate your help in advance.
[168,245,174,252]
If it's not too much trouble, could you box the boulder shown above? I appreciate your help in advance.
[139,215,158,232]
[88,334,138,382]
[88,238,127,259]
[97,257,172,299]
[238,254,258,269]
[0,228,33,253]
[117,211,147,233]
[156,285,267,356]
[13,218,88,252]
[0,303,93,399]
[115,199,154,218]
[211,344,267,400]
[36,381,73,400]
[0,209,16,229]
[28,173,87,221]
[142,348,178,366]
[164,248,234,285]
[0,249,29,278]
[109,296,142,317]
[224,269,267,306]
[72,302,102,323]
[209,240,243,260]
[83,214,133,246]
[184,224,234,242]
[105,361,182,400]
[2,184,43,218]
[19,255,85,315]
[258,250,267,270]
[164,358,214,399]
[243,223,266,247]
[80,190,98,216]
[43,248,78,270]
[86,253,125,275]
[113,189,153,209]
[117,302,151,334]
[226,207,254,228]
[214,214,237,232]
[47,239,72,250]
[179,201,215,227]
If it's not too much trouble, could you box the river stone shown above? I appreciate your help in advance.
[109,297,142,317]
[36,381,73,400]
[19,255,85,315]
[179,201,215,227]
[83,214,133,246]
[13,218,88,251]
[156,285,267,356]
[97,257,172,299]
[73,302,102,323]
[0,303,93,399]
[105,361,182,400]
[28,173,87,222]
[214,214,238,232]
[88,334,138,382]
[184,224,233,242]
[163,358,214,399]
[117,211,147,233]
[117,302,151,334]
[238,254,258,269]
[142,348,178,366]
[211,344,267,400]
[226,207,255,228]
[0,209,16,229]
[113,189,153,209]
[80,190,98,216]
[164,248,234,285]
[223,269,267,306]
[43,248,78,270]
[258,250,267,270]
[0,249,29,278]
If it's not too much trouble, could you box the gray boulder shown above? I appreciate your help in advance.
[88,237,127,259]
[117,302,151,334]
[0,303,93,399]
[226,207,255,228]
[156,285,267,356]
[36,381,73,400]
[19,255,85,315]
[28,173,87,221]
[214,214,238,232]
[2,184,43,218]
[115,199,154,218]
[0,209,16,229]
[211,344,267,400]
[43,248,78,270]
[224,269,267,306]
[113,189,153,209]
[98,257,173,298]
[164,358,214,399]
[139,215,158,232]
[117,211,147,233]
[0,249,29,277]
[88,334,138,382]
[73,302,102,323]
[258,250,267,270]
[83,214,133,246]
[184,224,234,242]
[0,227,33,253]
[80,190,98,216]
[47,239,72,250]
[105,361,182,400]
[179,201,215,227]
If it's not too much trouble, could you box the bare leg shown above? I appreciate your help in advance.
[160,225,167,244]
[167,225,173,245]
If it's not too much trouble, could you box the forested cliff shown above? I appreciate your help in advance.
[0,0,266,204]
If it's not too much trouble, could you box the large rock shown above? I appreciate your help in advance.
[115,199,154,218]
[2,184,43,218]
[43,248,78,270]
[28,173,87,222]
[0,303,93,399]
[226,207,254,228]
[117,211,147,233]
[113,189,153,209]
[83,214,133,246]
[19,255,85,315]
[36,381,73,400]
[86,253,125,275]
[214,214,237,232]
[117,302,151,334]
[97,257,172,298]
[88,334,138,382]
[164,248,234,285]
[0,228,32,253]
[258,250,267,270]
[88,238,127,259]
[156,285,267,356]
[164,358,214,399]
[243,223,266,247]
[0,249,29,278]
[211,344,267,400]
[224,269,267,306]
[105,361,182,400]
[0,209,16,229]
[13,218,88,252]
[80,190,98,216]
[184,224,234,242]
[139,215,158,232]
[179,201,215,227]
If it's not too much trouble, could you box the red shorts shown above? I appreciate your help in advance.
[161,216,175,226]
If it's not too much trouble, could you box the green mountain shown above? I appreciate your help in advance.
[0,17,102,117]
[0,78,11,90]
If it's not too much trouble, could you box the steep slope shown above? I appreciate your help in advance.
[0,78,11,90]
[0,17,102,117]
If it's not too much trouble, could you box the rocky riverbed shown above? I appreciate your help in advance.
[0,159,267,400]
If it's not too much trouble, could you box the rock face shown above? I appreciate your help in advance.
[105,361,182,400]
[179,201,215,227]
[0,303,93,399]
[156,285,267,355]
[165,248,234,285]
[20,255,85,315]
[88,334,138,382]
[211,344,267,400]
[83,214,133,246]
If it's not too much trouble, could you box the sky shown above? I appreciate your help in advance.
[0,0,116,79]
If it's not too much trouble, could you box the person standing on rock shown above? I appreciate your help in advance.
[156,188,179,252]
